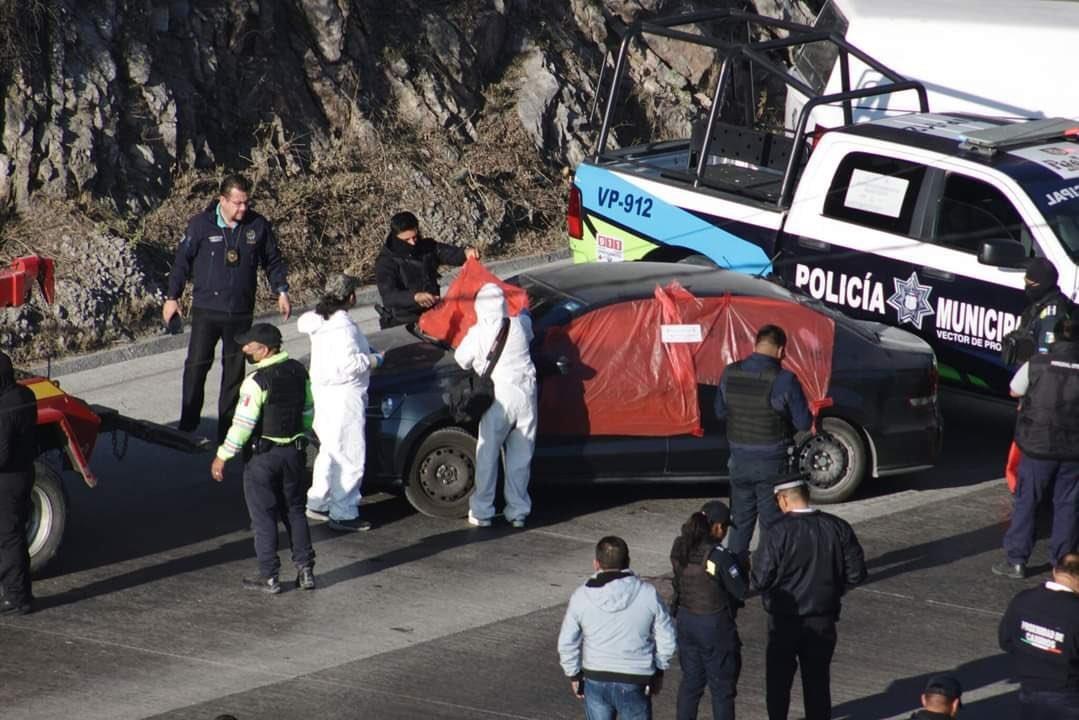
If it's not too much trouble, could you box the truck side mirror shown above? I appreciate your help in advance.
[978,239,1027,268]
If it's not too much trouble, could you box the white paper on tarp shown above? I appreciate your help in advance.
[844,169,908,218]
[596,233,624,262]
[660,324,703,343]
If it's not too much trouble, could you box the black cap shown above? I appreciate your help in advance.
[773,469,808,495]
[235,323,282,349]
[701,500,734,527]
[924,674,962,701]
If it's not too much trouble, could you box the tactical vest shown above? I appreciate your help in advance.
[1015,342,1079,461]
[251,359,307,440]
[724,361,792,445]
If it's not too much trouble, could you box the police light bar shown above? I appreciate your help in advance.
[958,117,1079,155]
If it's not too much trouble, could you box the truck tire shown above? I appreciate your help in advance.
[28,461,67,576]
[404,427,476,518]
[797,417,867,504]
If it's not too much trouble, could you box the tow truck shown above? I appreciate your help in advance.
[2,255,210,573]
[567,9,1079,398]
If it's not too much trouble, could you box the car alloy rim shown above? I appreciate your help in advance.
[419,446,474,503]
[27,484,53,556]
[798,432,849,490]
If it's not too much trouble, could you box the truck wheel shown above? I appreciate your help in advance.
[404,428,476,518]
[28,461,67,576]
[797,417,866,504]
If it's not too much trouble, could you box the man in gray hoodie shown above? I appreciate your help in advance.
[558,536,678,719]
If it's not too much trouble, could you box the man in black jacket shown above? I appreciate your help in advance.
[374,211,477,329]
[751,476,867,720]
[999,553,1079,718]
[1004,258,1075,365]
[994,318,1079,579]
[0,352,39,616]
[164,174,291,443]
[909,675,962,719]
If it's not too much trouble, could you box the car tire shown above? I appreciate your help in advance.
[404,427,477,518]
[797,417,866,504]
[28,461,67,576]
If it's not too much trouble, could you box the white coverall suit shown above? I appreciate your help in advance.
[454,283,538,523]
[298,309,380,521]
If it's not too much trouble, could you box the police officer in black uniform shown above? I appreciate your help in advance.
[909,675,962,719]
[670,500,746,720]
[999,552,1079,719]
[715,325,813,566]
[373,211,477,329]
[210,324,315,594]
[751,475,867,720]
[0,352,38,616]
[1004,257,1076,366]
[165,174,291,443]
[994,318,1079,579]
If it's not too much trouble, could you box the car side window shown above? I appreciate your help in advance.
[823,152,927,235]
[931,172,1034,255]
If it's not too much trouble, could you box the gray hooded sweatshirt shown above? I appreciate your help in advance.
[557,570,677,683]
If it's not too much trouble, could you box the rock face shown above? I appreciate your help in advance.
[0,0,821,358]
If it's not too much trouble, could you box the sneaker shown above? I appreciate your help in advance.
[467,512,492,528]
[305,507,330,522]
[296,566,316,590]
[991,561,1026,579]
[509,517,527,529]
[242,575,282,594]
[328,517,372,533]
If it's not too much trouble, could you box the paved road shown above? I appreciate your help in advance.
[0,303,1044,720]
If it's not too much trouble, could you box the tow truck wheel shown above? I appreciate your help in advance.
[28,461,67,576]
[405,428,476,518]
[797,417,867,504]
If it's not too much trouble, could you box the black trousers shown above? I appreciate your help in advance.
[180,307,253,443]
[243,445,315,579]
[676,610,741,720]
[766,614,837,720]
[1020,688,1079,719]
[0,471,34,604]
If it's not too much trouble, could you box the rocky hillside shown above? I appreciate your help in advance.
[0,0,817,360]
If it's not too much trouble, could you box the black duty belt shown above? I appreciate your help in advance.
[254,437,308,454]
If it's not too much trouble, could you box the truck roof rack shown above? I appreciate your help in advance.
[958,117,1079,155]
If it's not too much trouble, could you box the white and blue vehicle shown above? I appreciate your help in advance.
[567,9,1079,396]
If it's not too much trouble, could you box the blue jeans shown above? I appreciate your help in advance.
[1003,456,1079,565]
[583,678,652,720]
[726,454,787,561]
[676,611,741,720]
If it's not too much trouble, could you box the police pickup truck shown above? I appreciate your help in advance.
[567,10,1079,397]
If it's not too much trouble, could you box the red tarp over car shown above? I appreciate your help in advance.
[418,258,529,347]
[538,282,834,437]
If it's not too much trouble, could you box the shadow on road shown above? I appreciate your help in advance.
[831,652,1017,719]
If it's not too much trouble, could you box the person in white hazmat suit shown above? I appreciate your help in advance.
[298,273,384,533]
[454,283,538,528]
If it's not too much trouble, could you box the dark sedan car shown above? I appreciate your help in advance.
[362,262,942,518]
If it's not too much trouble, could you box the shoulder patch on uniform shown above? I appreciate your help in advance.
[242,394,252,407]
[705,559,717,576]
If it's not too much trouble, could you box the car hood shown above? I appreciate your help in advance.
[368,325,459,395]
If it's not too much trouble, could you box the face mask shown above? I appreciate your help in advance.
[1025,284,1050,302]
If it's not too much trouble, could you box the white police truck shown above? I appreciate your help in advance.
[567,10,1079,397]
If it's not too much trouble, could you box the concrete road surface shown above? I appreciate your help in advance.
[0,299,1043,719]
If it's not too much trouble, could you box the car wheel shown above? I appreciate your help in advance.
[28,461,67,576]
[404,427,476,518]
[797,417,866,504]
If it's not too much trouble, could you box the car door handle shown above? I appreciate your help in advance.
[920,266,954,282]
[797,236,830,251]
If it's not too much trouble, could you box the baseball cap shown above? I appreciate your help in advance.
[701,500,734,527]
[323,272,361,301]
[924,674,962,702]
[773,470,808,495]
[235,323,282,349]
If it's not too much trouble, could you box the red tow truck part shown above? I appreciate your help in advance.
[2,255,210,573]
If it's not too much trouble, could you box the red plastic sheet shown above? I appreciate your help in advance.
[538,282,834,437]
[417,258,529,347]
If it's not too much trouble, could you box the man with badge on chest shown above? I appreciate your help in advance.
[164,174,291,443]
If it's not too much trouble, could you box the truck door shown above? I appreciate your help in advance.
[781,148,1033,395]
